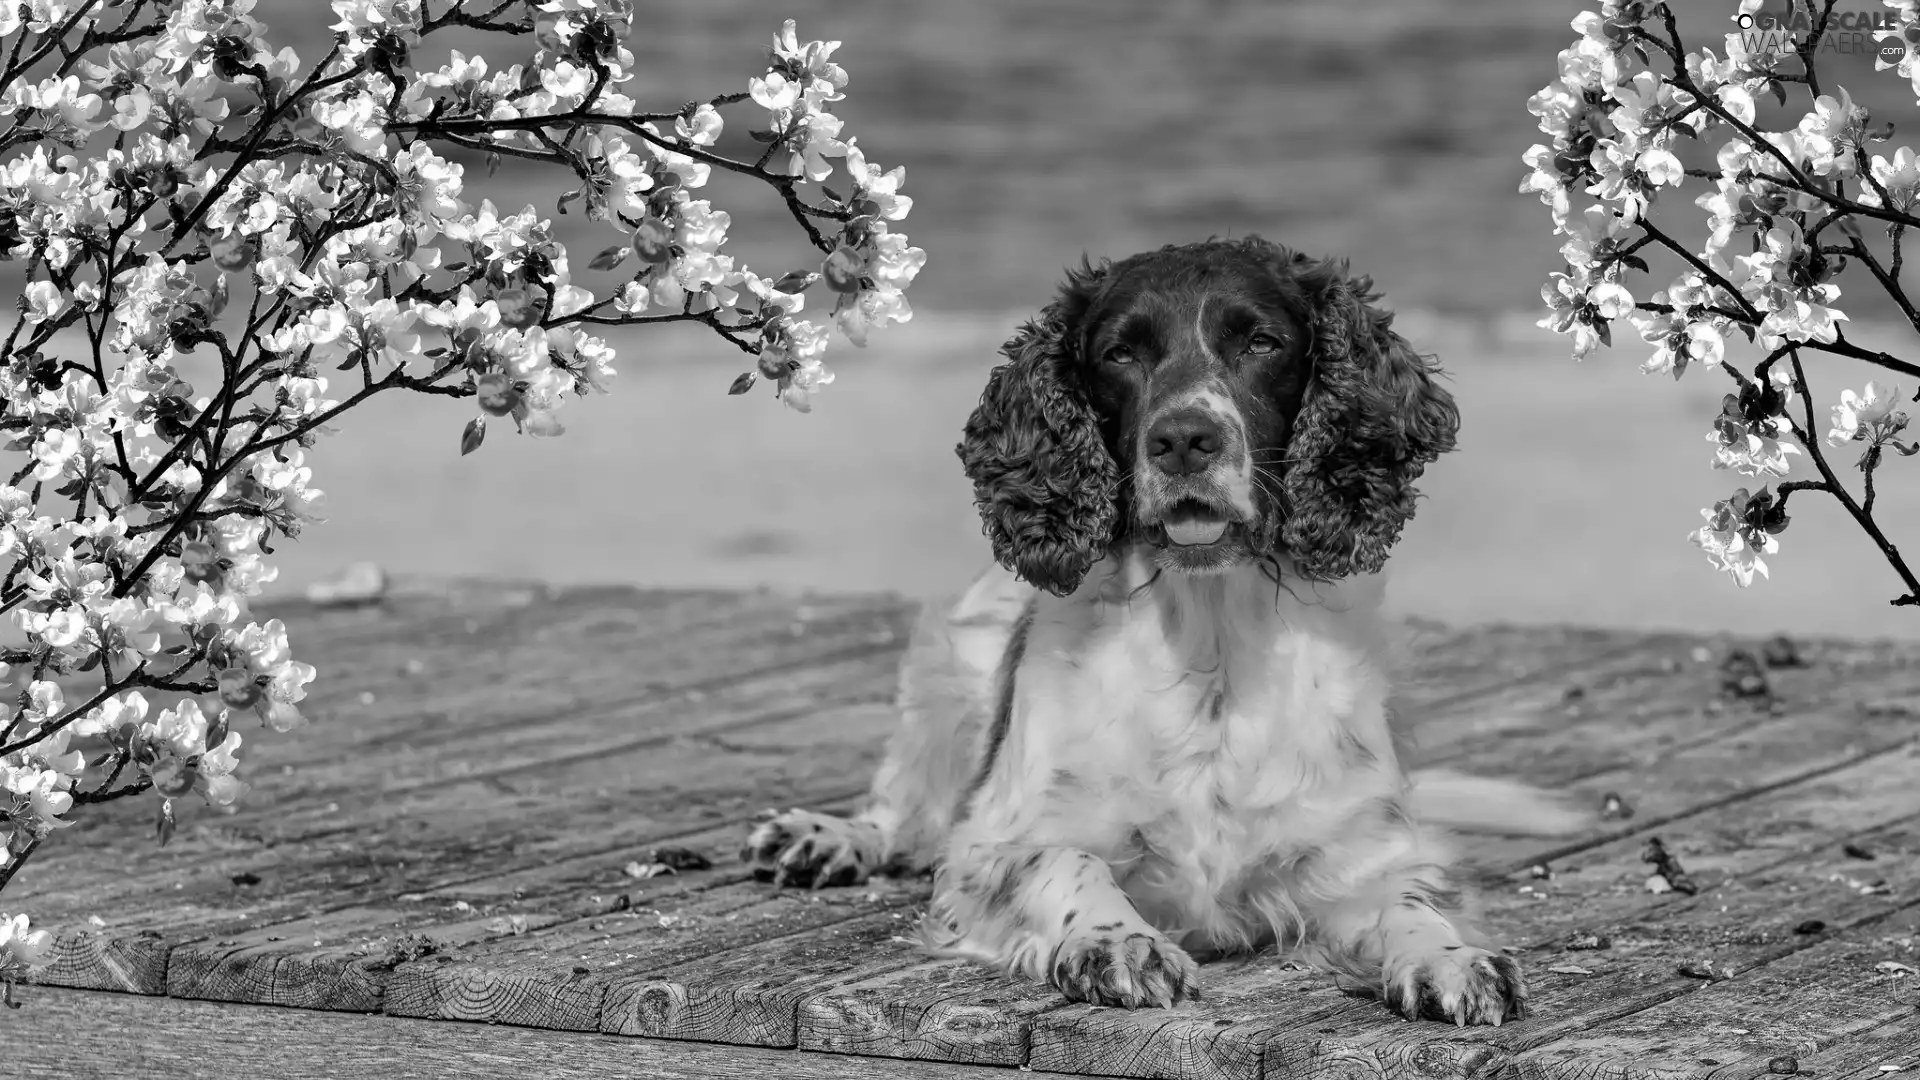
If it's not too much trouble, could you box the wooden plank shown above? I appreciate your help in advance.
[149,800,869,1014]
[796,959,1068,1066]
[23,703,897,998]
[1014,721,1920,1079]
[1465,697,1920,875]
[14,619,1725,1013]
[26,586,908,869]
[1504,934,1920,1078]
[599,908,931,1047]
[1816,1012,1920,1080]
[22,928,173,996]
[4,985,1013,1080]
[1257,765,1920,1077]
[48,590,911,858]
[14,648,901,913]
[383,879,924,1031]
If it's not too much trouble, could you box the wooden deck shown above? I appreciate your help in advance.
[6,579,1920,1079]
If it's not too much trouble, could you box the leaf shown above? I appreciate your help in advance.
[820,183,845,204]
[748,128,780,143]
[209,272,230,318]
[486,152,501,179]
[771,270,817,294]
[728,371,756,395]
[1595,320,1613,348]
[556,188,583,216]
[1771,79,1789,108]
[1620,253,1651,274]
[156,798,176,847]
[1671,120,1698,140]
[587,243,629,272]
[205,710,229,751]
[460,416,485,456]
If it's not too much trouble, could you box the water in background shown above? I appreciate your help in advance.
[20,0,1920,639]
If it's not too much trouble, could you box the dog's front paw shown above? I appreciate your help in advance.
[1384,946,1528,1027]
[1050,929,1200,1009]
[741,808,879,889]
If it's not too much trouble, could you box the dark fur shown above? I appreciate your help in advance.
[955,236,1461,594]
[956,597,1035,823]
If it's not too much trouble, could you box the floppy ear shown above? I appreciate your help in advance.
[955,263,1118,597]
[1278,256,1460,580]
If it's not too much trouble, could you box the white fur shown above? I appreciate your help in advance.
[743,556,1591,1020]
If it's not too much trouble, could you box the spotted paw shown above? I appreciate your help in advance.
[1383,946,1528,1026]
[741,808,882,889]
[1049,928,1200,1009]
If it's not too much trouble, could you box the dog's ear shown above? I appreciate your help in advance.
[956,260,1118,597]
[1276,253,1460,580]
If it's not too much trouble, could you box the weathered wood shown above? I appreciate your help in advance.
[13,582,1920,1079]
[383,879,925,1031]
[24,928,173,996]
[1812,1012,1920,1080]
[27,703,894,999]
[600,907,930,1047]
[1257,754,1920,1077]
[796,959,1068,1066]
[17,586,911,881]
[1017,705,1920,1079]
[4,985,1014,1080]
[1506,934,1920,1078]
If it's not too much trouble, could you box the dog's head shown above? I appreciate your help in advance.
[956,236,1459,597]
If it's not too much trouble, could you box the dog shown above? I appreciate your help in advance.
[743,237,1592,1026]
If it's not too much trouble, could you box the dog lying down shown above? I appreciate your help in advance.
[743,237,1594,1027]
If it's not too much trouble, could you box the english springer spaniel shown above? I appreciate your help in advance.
[744,237,1591,1027]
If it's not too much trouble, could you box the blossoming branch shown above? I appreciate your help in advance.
[1523,0,1920,599]
[0,0,925,990]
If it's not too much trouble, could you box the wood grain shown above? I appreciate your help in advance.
[1020,690,1920,1078]
[385,879,925,1031]
[796,958,1069,1066]
[601,907,930,1047]
[3,985,1013,1080]
[13,582,1920,1080]
[30,705,894,1004]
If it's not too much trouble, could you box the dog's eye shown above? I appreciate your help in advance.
[1102,346,1136,365]
[1246,334,1285,356]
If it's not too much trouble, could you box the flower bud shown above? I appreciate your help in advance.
[632,217,674,264]
[210,234,257,272]
[822,246,865,294]
[180,540,222,584]
[216,667,263,710]
[759,348,792,380]
[494,287,545,329]
[476,372,521,416]
[148,756,198,799]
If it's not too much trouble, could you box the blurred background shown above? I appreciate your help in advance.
[138,2,1920,637]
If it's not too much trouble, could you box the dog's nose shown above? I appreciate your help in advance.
[1147,409,1224,476]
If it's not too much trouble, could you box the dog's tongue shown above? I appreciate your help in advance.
[1165,518,1228,546]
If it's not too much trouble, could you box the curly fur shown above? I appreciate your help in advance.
[957,237,1460,593]
[955,260,1120,596]
[1278,256,1461,580]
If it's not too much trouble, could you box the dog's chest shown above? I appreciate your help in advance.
[1043,607,1378,859]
